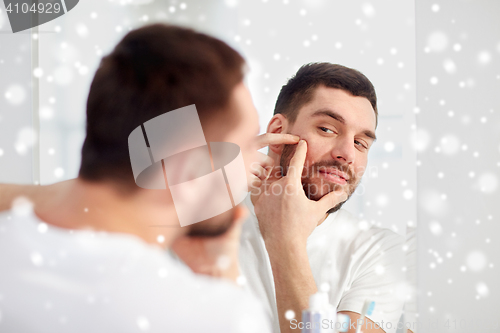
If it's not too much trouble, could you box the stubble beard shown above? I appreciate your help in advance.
[279,144,358,214]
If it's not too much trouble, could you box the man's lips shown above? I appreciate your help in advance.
[318,168,349,185]
[318,167,349,180]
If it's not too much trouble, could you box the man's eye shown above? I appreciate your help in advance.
[355,140,367,149]
[319,127,334,134]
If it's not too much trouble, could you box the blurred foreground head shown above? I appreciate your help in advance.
[78,24,259,235]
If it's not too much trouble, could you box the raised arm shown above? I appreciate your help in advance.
[253,140,348,333]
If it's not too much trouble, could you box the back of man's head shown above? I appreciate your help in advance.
[79,24,245,191]
[274,62,378,126]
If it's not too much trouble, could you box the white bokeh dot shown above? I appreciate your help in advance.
[224,0,238,7]
[375,265,385,275]
[31,252,44,266]
[5,84,27,105]
[76,23,89,37]
[429,221,442,236]
[54,167,65,179]
[477,173,498,193]
[375,194,389,207]
[33,67,44,78]
[478,51,491,65]
[362,3,376,17]
[17,127,37,147]
[466,251,487,272]
[78,66,89,75]
[358,220,370,230]
[38,222,48,233]
[384,141,395,152]
[158,267,168,278]
[39,106,54,119]
[403,189,413,200]
[285,310,295,320]
[439,135,460,155]
[12,196,34,216]
[476,282,489,297]
[443,59,456,74]
[427,31,449,52]
[411,128,431,152]
[420,189,448,217]
[236,275,247,286]
[136,316,150,331]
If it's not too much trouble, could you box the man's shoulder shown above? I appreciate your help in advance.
[0,210,270,332]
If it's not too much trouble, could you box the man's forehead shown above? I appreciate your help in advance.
[299,86,376,128]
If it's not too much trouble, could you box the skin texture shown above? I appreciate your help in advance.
[252,86,388,333]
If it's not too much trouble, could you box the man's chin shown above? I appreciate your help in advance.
[186,209,234,237]
[301,179,350,214]
[302,180,346,201]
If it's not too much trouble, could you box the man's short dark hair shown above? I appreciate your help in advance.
[79,24,245,191]
[274,63,378,125]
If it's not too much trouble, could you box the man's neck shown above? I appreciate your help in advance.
[34,178,182,248]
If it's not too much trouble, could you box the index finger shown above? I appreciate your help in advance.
[256,133,300,149]
[287,140,307,181]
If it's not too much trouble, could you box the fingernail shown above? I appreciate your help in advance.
[300,140,306,145]
[293,135,300,141]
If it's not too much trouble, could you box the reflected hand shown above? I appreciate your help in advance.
[254,140,348,249]
[248,133,300,193]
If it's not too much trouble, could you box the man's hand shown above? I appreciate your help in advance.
[254,140,348,249]
[252,140,349,333]
[248,133,300,193]
[171,205,248,283]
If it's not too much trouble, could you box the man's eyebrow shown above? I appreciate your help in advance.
[311,108,377,141]
[312,109,345,124]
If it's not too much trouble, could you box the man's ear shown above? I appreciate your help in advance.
[267,114,288,155]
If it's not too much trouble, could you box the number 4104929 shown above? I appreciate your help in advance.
[5,2,62,14]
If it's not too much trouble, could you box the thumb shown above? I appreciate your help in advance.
[317,188,348,212]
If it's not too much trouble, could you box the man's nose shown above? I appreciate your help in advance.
[331,137,355,165]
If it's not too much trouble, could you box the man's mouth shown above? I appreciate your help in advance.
[318,168,349,185]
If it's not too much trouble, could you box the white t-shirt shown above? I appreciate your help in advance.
[0,209,271,333]
[239,195,405,333]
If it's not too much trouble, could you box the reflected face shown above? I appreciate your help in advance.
[187,83,259,237]
[280,86,377,213]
